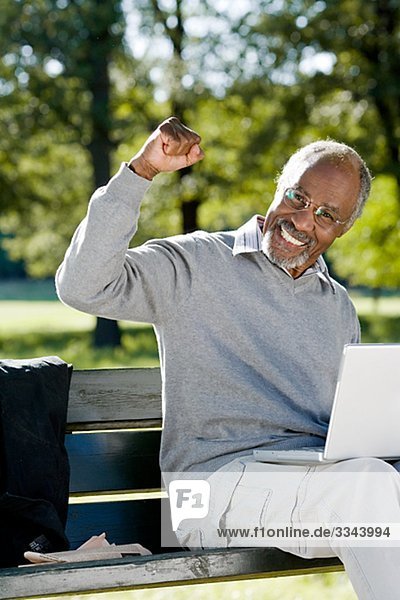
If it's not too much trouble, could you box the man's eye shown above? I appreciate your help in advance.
[315,207,335,221]
[291,190,307,204]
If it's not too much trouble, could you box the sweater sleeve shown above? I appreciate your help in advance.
[55,163,196,324]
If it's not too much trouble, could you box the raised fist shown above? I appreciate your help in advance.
[128,117,204,180]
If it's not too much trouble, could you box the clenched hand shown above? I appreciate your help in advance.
[128,117,204,180]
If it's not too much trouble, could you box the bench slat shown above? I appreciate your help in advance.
[67,430,161,493]
[67,368,162,426]
[66,498,166,552]
[1,549,342,599]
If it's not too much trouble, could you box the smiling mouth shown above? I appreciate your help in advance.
[279,223,307,247]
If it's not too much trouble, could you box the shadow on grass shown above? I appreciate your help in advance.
[0,327,159,369]
[359,315,400,343]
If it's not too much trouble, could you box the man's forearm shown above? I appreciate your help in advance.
[56,116,203,321]
[56,163,151,317]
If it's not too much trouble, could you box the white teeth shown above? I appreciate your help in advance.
[280,224,306,246]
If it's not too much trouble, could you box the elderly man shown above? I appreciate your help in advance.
[56,117,400,599]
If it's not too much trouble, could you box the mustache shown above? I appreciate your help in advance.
[276,218,315,246]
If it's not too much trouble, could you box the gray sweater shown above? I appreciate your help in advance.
[56,164,360,475]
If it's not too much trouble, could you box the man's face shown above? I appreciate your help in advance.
[262,159,360,278]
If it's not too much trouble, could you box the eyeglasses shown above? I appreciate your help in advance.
[283,188,348,231]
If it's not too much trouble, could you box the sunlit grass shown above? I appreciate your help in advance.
[1,291,399,369]
[0,300,159,368]
[0,301,95,334]
[39,572,357,600]
[350,291,400,317]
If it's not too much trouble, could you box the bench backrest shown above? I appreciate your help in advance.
[65,367,168,552]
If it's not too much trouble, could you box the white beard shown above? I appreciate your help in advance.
[261,224,313,271]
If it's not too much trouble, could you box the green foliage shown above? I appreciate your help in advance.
[1,0,123,148]
[359,314,400,345]
[242,0,400,180]
[0,0,155,277]
[328,175,400,288]
[0,0,399,292]
[0,139,90,276]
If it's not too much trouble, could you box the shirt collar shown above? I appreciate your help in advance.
[232,215,263,256]
[232,215,336,293]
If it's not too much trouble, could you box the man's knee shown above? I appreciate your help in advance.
[318,458,400,523]
[342,457,398,473]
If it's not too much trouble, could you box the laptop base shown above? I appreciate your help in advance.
[253,448,337,465]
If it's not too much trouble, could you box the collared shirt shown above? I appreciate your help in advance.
[232,215,336,293]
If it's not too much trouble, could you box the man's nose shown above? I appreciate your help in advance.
[291,208,315,233]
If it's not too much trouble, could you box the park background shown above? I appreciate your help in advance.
[0,0,399,598]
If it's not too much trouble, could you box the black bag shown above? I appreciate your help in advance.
[0,356,71,567]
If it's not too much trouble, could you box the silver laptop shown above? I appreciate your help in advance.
[253,343,400,465]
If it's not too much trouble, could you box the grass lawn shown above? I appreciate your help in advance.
[0,279,159,367]
[1,288,399,368]
[44,572,357,600]
[0,300,159,368]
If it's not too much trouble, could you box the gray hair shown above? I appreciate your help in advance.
[276,140,372,232]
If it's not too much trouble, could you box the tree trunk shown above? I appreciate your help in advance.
[93,316,121,347]
[182,199,200,234]
[178,166,200,233]
[86,2,121,348]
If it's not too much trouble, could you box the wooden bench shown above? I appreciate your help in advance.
[1,367,342,599]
